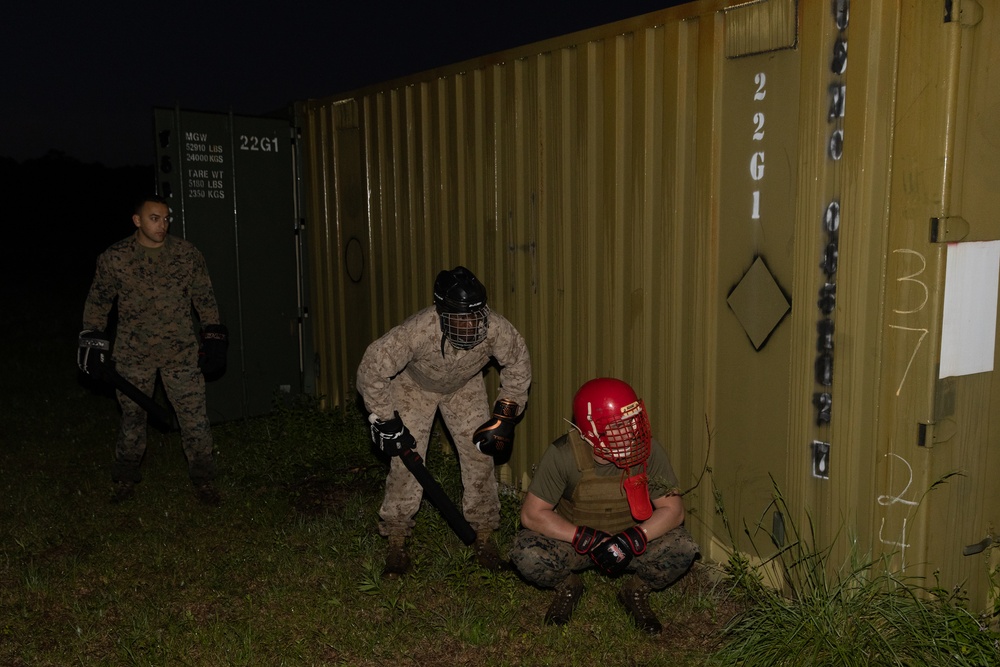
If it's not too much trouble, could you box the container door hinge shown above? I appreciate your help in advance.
[962,535,993,556]
[918,418,958,447]
[930,216,970,243]
[945,0,983,27]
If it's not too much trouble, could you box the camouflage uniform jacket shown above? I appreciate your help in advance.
[82,233,221,365]
[356,305,532,419]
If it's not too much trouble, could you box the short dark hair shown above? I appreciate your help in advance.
[134,194,169,215]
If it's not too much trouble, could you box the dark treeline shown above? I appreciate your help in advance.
[1,152,154,336]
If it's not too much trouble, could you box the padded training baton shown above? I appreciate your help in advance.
[105,368,174,427]
[399,447,477,545]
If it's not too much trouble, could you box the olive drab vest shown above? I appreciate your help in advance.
[553,430,644,533]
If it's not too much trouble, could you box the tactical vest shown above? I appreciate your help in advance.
[554,430,642,533]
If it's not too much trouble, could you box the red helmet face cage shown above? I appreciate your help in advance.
[573,378,652,468]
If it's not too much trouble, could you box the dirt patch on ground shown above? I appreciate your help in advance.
[662,562,743,656]
[286,467,383,516]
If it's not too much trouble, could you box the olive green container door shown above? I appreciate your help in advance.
[152,108,308,422]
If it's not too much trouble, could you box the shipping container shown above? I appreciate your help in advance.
[292,0,1000,611]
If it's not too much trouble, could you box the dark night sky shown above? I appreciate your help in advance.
[3,1,686,168]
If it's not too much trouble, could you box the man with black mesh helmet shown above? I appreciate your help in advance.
[357,266,532,578]
[509,377,700,634]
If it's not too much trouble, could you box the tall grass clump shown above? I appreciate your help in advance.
[710,476,1000,667]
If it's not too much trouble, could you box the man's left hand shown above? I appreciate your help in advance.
[473,399,519,465]
[589,526,647,576]
[199,324,229,376]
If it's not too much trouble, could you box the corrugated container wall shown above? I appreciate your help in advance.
[295,0,1000,611]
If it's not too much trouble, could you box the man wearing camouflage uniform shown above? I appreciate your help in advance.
[357,266,532,578]
[509,377,700,634]
[78,195,228,505]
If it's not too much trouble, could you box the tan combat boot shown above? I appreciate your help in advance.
[110,481,135,504]
[382,535,411,579]
[194,481,221,506]
[617,576,663,634]
[474,531,505,571]
[544,573,584,626]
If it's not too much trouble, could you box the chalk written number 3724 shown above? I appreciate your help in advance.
[240,135,279,152]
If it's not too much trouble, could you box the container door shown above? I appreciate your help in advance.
[152,108,306,422]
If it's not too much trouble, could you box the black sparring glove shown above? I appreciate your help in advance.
[571,525,611,555]
[589,526,648,576]
[473,399,519,465]
[369,411,416,457]
[199,324,229,377]
[77,330,112,379]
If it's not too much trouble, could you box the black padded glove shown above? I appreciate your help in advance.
[473,399,519,465]
[369,411,416,457]
[199,324,229,377]
[571,525,611,555]
[589,526,648,576]
[77,330,112,379]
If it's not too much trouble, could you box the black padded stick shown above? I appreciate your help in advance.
[399,448,477,545]
[105,368,174,427]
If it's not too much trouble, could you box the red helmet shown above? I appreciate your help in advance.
[572,378,651,468]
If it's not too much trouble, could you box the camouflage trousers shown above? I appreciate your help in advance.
[378,370,497,537]
[112,358,215,485]
[509,526,700,589]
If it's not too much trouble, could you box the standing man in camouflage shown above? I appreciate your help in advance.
[78,195,229,505]
[509,377,700,634]
[357,266,532,578]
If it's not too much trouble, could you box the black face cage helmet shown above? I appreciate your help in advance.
[433,266,489,350]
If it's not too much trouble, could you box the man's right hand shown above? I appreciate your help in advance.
[77,330,112,379]
[571,525,611,555]
[369,412,416,457]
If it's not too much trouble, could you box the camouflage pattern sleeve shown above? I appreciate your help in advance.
[82,250,118,331]
[189,248,221,325]
[489,313,532,413]
[356,322,418,420]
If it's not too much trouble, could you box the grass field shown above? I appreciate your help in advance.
[6,288,997,666]
[1,293,732,666]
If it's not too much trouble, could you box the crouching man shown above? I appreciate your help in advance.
[509,377,700,634]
